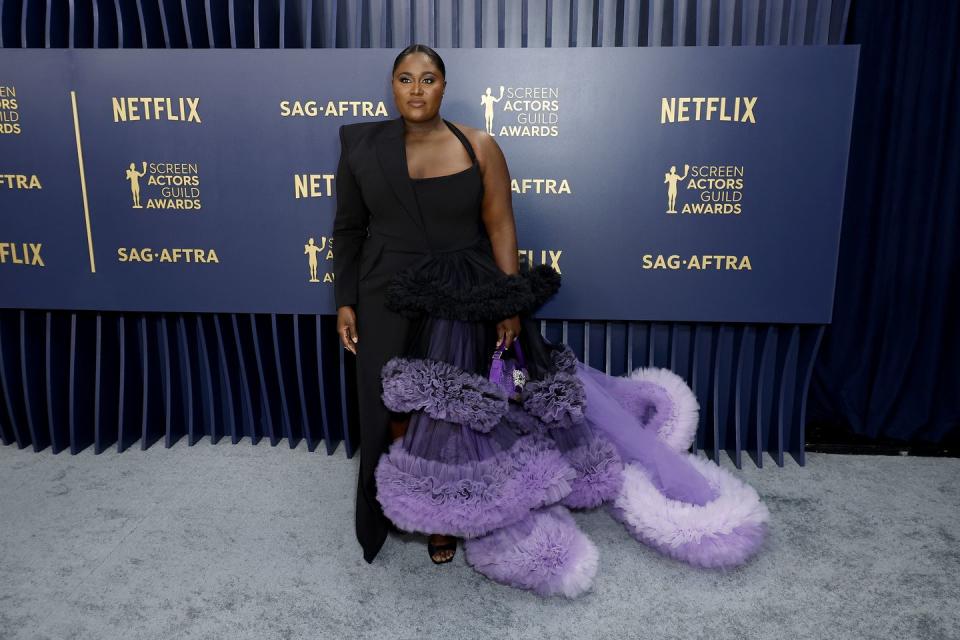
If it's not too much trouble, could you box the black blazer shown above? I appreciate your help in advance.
[332,116,436,309]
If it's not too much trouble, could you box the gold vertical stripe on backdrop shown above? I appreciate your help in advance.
[70,90,96,273]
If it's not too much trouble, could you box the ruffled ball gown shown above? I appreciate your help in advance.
[373,248,579,539]
[373,242,771,597]
[372,120,769,598]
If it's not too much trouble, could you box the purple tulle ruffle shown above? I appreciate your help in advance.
[374,435,577,539]
[560,436,624,509]
[501,402,546,434]
[464,505,598,598]
[548,343,578,375]
[521,370,586,430]
[381,356,508,433]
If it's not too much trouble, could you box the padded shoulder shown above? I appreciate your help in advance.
[339,119,386,147]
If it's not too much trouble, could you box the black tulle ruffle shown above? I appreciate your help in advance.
[384,248,561,321]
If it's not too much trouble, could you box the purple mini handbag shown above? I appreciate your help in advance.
[488,339,528,402]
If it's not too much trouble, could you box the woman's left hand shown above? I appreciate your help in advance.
[496,315,522,349]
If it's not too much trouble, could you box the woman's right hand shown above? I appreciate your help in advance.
[337,306,358,355]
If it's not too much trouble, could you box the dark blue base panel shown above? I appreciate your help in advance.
[0,310,822,467]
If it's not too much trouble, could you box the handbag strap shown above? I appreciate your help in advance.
[492,339,526,368]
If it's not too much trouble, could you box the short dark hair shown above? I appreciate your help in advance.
[392,44,446,79]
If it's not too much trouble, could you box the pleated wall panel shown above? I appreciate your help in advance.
[0,0,850,466]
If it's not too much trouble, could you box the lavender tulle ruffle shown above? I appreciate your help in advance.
[549,424,623,509]
[375,430,576,538]
[463,505,598,598]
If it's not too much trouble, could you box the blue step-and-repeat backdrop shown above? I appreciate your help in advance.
[1,47,858,322]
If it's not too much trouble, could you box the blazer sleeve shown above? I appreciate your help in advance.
[332,124,370,309]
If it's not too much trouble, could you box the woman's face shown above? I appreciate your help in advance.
[392,52,445,122]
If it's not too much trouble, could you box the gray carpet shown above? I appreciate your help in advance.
[0,439,957,640]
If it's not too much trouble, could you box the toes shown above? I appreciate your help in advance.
[432,549,453,562]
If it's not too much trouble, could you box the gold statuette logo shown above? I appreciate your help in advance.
[664,165,689,214]
[480,87,505,135]
[304,236,333,283]
[125,162,147,208]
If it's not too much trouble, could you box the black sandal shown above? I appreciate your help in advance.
[427,536,457,564]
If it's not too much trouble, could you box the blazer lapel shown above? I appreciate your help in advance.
[375,116,427,235]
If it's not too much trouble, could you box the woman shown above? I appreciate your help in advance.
[334,44,555,564]
[335,45,770,594]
